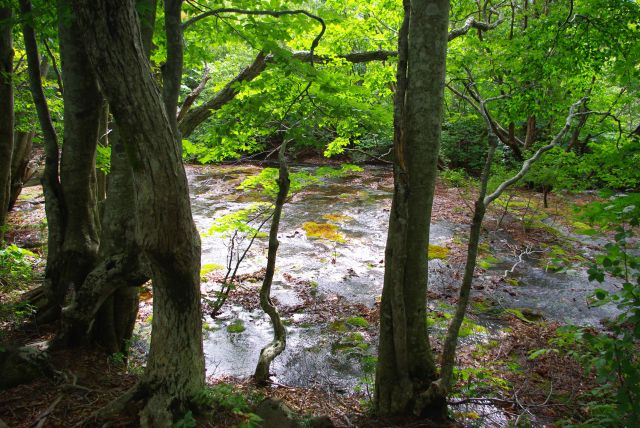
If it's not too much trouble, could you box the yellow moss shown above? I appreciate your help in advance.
[322,213,353,223]
[428,244,450,260]
[302,222,346,243]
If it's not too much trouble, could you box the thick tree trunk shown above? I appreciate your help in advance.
[0,7,13,242]
[375,0,450,420]
[60,0,157,352]
[56,0,102,305]
[72,0,204,419]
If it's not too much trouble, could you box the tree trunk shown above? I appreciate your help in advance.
[56,0,102,307]
[254,141,289,385]
[20,0,66,323]
[72,0,204,419]
[0,7,13,242]
[375,0,450,420]
[59,0,157,353]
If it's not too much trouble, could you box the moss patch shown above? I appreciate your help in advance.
[302,222,346,243]
[477,254,500,269]
[227,319,246,333]
[200,263,224,279]
[427,244,450,260]
[346,316,369,328]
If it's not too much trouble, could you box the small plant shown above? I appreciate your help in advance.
[196,383,263,428]
[0,244,36,288]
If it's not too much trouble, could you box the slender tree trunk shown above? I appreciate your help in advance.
[0,7,13,242]
[375,0,450,419]
[20,0,66,323]
[254,141,289,385]
[72,0,204,420]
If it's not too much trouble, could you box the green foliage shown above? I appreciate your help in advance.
[0,244,36,288]
[439,168,473,189]
[451,366,510,398]
[206,203,271,237]
[547,199,640,425]
[237,168,318,197]
[95,145,111,174]
[440,116,488,174]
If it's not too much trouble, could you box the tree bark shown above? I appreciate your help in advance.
[375,0,450,420]
[0,7,13,242]
[72,0,204,418]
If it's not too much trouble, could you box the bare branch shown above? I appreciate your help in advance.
[176,64,210,122]
[448,7,505,41]
[483,97,588,206]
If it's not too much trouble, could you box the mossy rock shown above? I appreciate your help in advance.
[346,316,369,328]
[505,308,544,323]
[302,222,345,243]
[227,319,246,333]
[427,244,450,260]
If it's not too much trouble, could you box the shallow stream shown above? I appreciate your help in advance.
[179,164,621,393]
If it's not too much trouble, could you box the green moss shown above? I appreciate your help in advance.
[302,222,346,243]
[571,221,597,236]
[329,320,347,332]
[227,319,246,333]
[200,263,224,279]
[427,244,450,260]
[346,316,369,328]
[505,308,544,323]
[458,319,488,338]
[477,254,500,269]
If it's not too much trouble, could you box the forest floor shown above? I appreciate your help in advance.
[0,164,612,427]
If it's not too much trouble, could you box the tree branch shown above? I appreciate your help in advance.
[447,7,505,41]
[176,64,210,122]
[484,97,588,206]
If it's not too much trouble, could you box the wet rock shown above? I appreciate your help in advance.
[255,398,300,428]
